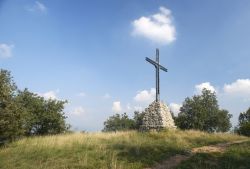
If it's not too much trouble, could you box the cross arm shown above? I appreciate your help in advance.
[146,57,157,66]
[160,66,168,72]
[145,57,168,72]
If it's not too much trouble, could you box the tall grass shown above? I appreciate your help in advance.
[0,130,247,169]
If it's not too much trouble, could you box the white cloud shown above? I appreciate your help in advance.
[195,82,216,94]
[134,88,156,103]
[103,93,111,99]
[0,43,14,58]
[218,79,250,126]
[134,106,143,112]
[223,79,250,96]
[132,6,176,44]
[169,103,182,116]
[112,101,122,113]
[72,106,85,116]
[78,92,86,97]
[37,89,59,100]
[27,1,47,13]
[126,103,131,110]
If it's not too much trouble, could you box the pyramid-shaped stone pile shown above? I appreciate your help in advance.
[141,101,176,131]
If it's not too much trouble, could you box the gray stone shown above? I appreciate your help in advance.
[141,101,176,131]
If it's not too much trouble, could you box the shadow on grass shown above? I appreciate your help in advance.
[110,143,186,166]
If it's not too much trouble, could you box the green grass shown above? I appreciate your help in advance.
[175,141,250,169]
[0,130,248,169]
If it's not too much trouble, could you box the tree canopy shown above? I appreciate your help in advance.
[175,89,232,132]
[0,69,24,142]
[103,112,136,132]
[102,111,146,132]
[0,69,69,143]
[16,89,69,135]
[236,107,250,136]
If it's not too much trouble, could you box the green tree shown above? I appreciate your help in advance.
[0,70,24,143]
[236,107,250,136]
[16,89,69,135]
[133,111,144,130]
[0,69,70,144]
[215,109,232,132]
[175,89,232,132]
[103,113,135,132]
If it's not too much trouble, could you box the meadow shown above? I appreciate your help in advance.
[0,130,248,169]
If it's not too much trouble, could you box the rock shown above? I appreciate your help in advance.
[141,101,176,131]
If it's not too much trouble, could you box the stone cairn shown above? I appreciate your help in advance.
[141,101,176,131]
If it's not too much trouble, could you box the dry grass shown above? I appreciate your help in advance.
[0,130,248,169]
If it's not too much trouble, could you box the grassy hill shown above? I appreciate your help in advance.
[0,130,249,169]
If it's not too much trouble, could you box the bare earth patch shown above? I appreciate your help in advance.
[146,140,248,169]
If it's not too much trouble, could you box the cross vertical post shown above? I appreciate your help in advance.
[145,48,168,103]
[156,49,160,102]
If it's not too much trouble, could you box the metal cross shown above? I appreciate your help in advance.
[146,48,168,102]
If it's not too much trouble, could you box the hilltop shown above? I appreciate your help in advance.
[0,130,249,169]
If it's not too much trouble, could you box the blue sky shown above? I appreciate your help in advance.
[0,0,250,131]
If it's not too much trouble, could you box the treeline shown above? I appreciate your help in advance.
[102,112,143,132]
[0,69,69,144]
[103,89,250,136]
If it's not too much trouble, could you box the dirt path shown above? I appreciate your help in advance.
[146,140,248,169]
